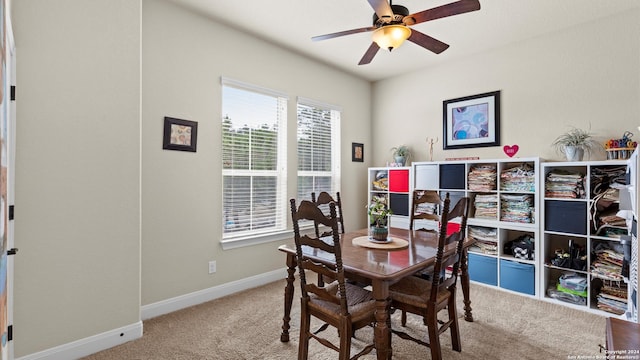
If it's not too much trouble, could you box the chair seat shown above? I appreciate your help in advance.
[309,282,376,322]
[390,270,451,308]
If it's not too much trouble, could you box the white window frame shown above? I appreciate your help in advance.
[296,96,341,211]
[220,77,288,250]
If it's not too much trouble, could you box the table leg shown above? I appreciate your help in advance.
[460,248,474,322]
[372,280,392,360]
[281,253,297,342]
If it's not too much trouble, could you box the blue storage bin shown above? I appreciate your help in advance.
[500,259,535,295]
[468,253,497,286]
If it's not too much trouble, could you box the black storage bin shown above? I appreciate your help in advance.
[545,200,587,235]
[389,193,409,216]
[440,164,465,189]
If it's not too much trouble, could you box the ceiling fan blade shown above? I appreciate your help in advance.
[408,30,450,54]
[403,0,480,25]
[358,42,380,65]
[312,26,376,42]
[366,0,394,21]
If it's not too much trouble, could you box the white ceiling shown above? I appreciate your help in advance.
[167,0,639,82]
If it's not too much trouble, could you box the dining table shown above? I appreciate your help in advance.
[278,226,474,360]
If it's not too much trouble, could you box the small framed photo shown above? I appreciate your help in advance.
[163,117,198,152]
[443,91,500,150]
[352,142,364,162]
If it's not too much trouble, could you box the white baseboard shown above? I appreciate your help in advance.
[15,321,143,360]
[16,268,286,360]
[141,268,285,320]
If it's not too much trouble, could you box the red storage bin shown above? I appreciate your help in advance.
[446,222,460,236]
[388,169,409,192]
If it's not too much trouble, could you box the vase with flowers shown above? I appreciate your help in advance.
[367,197,393,241]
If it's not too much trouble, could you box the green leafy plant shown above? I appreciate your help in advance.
[367,197,392,227]
[552,126,602,158]
[391,145,410,157]
[391,145,411,165]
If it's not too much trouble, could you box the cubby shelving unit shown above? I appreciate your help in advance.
[626,148,639,322]
[401,153,640,320]
[412,157,541,297]
[367,167,412,229]
[540,159,632,317]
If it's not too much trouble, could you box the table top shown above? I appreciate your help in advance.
[279,227,471,282]
[606,317,640,352]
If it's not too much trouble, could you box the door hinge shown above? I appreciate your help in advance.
[7,325,12,341]
[10,86,15,101]
[7,248,17,256]
[8,205,14,220]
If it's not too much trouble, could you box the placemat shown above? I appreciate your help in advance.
[352,236,409,250]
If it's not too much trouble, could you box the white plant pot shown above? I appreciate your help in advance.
[564,146,584,161]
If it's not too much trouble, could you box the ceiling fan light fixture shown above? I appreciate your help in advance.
[372,25,411,52]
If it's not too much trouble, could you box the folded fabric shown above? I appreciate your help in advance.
[558,272,588,292]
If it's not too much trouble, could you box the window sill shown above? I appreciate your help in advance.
[220,226,314,250]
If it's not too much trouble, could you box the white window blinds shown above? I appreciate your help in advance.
[222,78,288,239]
[296,97,341,201]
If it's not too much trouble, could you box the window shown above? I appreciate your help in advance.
[296,97,341,201]
[221,78,287,240]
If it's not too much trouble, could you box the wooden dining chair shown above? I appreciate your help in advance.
[310,191,346,286]
[311,191,345,237]
[289,199,376,360]
[389,193,470,360]
[410,189,442,280]
[410,189,441,231]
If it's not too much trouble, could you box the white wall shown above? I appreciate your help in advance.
[12,0,372,356]
[371,9,640,165]
[12,0,142,357]
[141,0,371,305]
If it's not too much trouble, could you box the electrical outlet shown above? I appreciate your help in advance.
[208,261,217,274]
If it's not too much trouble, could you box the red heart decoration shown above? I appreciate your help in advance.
[503,145,519,157]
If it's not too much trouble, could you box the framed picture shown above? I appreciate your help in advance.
[443,91,500,150]
[163,117,198,152]
[352,142,364,162]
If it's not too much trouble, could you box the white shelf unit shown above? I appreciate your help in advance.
[367,167,412,229]
[540,160,631,317]
[624,148,639,322]
[412,157,541,297]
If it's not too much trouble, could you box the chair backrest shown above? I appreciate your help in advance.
[410,190,441,230]
[289,199,349,315]
[311,191,345,237]
[430,194,470,299]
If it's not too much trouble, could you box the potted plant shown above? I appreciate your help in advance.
[552,126,602,161]
[391,145,411,166]
[367,197,392,241]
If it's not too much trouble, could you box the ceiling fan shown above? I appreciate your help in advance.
[312,0,481,65]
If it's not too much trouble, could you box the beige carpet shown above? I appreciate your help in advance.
[83,280,606,359]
